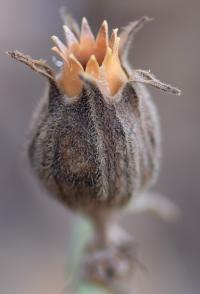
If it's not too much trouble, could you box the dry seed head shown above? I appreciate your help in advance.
[52,18,128,97]
[7,14,182,288]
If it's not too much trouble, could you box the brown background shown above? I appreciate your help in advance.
[1,0,200,293]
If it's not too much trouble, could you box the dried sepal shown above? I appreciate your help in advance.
[7,50,62,110]
[119,16,154,60]
[133,69,181,95]
[7,50,55,81]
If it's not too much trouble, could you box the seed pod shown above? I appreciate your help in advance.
[7,17,180,217]
[8,15,181,287]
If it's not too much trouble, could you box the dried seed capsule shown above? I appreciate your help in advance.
[8,15,181,287]
[7,17,180,217]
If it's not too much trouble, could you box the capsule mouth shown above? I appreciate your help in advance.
[51,18,128,97]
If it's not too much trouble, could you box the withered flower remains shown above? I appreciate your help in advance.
[8,13,181,288]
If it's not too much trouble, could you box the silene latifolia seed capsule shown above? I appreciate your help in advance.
[8,13,181,286]
[8,14,181,225]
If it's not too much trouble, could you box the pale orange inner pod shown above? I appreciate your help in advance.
[52,18,128,97]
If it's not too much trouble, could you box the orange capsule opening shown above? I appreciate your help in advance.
[51,18,128,97]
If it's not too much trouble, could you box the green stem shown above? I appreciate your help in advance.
[66,216,110,294]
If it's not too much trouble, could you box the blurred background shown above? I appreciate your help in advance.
[1,0,199,293]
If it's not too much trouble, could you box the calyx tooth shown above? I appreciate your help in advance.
[102,47,112,67]
[51,35,66,53]
[68,54,84,72]
[81,17,95,41]
[96,20,109,48]
[86,55,99,78]
[63,25,78,46]
[102,45,128,95]
[51,46,67,62]
[58,53,83,97]
[110,28,118,50]
[113,36,120,56]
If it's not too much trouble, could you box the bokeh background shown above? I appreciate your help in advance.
[1,0,199,293]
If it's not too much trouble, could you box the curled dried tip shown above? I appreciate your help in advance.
[119,16,154,60]
[133,69,181,95]
[6,50,55,81]
[7,50,31,61]
[139,15,155,23]
[164,85,181,96]
[6,50,15,58]
[128,15,154,33]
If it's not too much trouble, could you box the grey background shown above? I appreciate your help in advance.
[1,0,199,293]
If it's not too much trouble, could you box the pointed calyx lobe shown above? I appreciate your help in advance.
[7,50,56,81]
